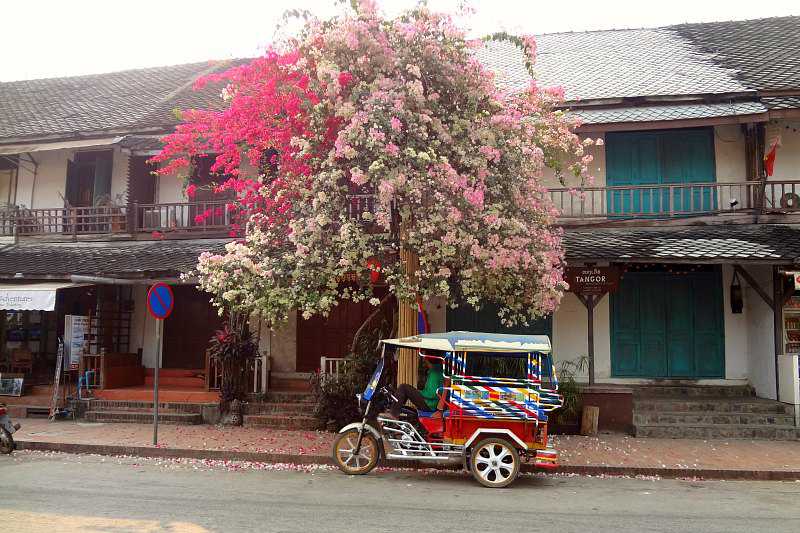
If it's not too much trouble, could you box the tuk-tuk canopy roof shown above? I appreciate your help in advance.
[381,331,552,354]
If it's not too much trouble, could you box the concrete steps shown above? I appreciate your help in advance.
[243,402,315,416]
[86,410,203,425]
[82,400,207,425]
[635,423,798,440]
[242,414,317,430]
[242,388,319,430]
[632,386,798,440]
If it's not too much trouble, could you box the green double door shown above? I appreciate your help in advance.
[606,128,716,215]
[611,271,725,378]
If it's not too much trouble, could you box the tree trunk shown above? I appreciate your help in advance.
[397,245,419,387]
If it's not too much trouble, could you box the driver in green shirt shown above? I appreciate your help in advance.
[386,355,445,419]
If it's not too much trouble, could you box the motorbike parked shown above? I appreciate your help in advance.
[0,403,21,454]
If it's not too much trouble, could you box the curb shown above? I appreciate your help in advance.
[15,440,800,481]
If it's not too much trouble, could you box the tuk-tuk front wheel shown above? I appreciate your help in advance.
[332,428,380,475]
[469,437,520,488]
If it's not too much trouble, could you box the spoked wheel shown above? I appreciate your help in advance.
[0,428,14,455]
[332,428,380,475]
[469,437,520,488]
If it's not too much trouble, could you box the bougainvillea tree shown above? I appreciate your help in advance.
[153,0,596,331]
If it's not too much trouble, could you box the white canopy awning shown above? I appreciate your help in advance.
[0,137,124,156]
[0,282,88,311]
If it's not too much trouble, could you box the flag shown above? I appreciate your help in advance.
[416,298,430,334]
[764,136,781,177]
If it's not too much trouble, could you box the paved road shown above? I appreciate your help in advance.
[1,451,799,533]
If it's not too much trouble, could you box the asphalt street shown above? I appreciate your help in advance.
[1,451,799,533]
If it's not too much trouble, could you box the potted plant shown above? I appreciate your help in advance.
[551,355,589,434]
[207,313,258,425]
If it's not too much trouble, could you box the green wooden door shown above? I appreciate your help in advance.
[447,301,552,337]
[611,271,724,378]
[606,128,716,215]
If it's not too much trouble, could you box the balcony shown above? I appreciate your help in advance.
[549,180,800,224]
[0,199,231,240]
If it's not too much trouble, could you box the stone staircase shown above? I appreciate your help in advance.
[243,390,318,430]
[633,385,798,440]
[83,400,205,425]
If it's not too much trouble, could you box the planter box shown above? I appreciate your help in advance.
[580,385,634,434]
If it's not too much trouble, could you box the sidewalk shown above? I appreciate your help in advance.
[13,419,800,480]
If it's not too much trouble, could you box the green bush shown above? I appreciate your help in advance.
[310,318,391,430]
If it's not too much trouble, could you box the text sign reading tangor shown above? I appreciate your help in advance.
[147,283,174,320]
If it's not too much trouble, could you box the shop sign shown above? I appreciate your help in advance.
[792,272,800,291]
[565,266,620,295]
[64,315,89,370]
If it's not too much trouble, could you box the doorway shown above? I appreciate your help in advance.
[162,287,223,369]
[610,268,725,378]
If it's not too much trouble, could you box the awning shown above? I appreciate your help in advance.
[0,137,124,156]
[382,331,552,353]
[0,282,88,311]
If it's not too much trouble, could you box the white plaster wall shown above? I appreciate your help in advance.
[552,291,611,381]
[743,265,777,399]
[713,124,747,182]
[721,264,750,380]
[158,173,185,204]
[129,285,160,369]
[14,146,129,209]
[766,120,800,181]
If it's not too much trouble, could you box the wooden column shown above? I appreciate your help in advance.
[576,293,601,386]
[397,245,419,387]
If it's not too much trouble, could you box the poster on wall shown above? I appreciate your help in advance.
[0,376,24,396]
[64,315,89,370]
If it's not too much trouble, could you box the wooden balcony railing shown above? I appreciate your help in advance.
[550,180,800,220]
[0,206,128,237]
[133,200,231,233]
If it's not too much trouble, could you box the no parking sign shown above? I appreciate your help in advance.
[147,282,174,445]
[147,282,174,320]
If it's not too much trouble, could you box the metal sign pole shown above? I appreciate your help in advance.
[153,318,163,445]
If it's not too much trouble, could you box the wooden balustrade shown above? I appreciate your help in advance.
[205,352,269,394]
[549,180,800,220]
[134,200,231,233]
[0,206,127,237]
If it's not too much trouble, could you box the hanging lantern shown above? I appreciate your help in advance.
[366,258,381,284]
[730,270,743,314]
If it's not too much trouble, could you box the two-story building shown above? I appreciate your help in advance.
[1,16,798,436]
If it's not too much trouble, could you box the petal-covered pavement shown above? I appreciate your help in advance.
[13,419,800,475]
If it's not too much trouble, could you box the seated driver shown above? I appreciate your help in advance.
[384,354,446,419]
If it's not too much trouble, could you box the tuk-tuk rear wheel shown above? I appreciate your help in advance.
[332,428,380,475]
[0,428,13,455]
[469,437,520,488]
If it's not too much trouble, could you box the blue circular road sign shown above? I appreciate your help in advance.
[147,283,174,320]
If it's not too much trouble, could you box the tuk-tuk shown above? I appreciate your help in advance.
[332,331,562,488]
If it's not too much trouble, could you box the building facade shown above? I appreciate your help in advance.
[1,17,799,433]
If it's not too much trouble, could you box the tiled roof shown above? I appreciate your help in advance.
[672,16,800,92]
[119,135,165,154]
[0,239,231,278]
[0,61,235,142]
[761,96,800,110]
[1,16,798,141]
[573,101,767,125]
[563,224,800,263]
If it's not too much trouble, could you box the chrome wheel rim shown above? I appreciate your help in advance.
[336,434,375,471]
[474,442,515,485]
